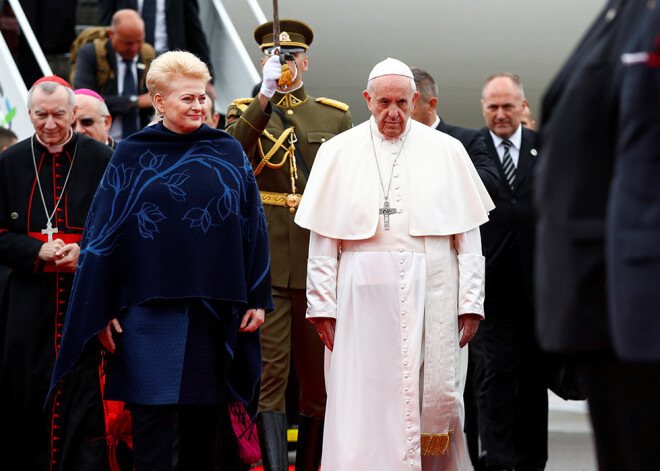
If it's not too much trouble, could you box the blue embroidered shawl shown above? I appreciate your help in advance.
[50,123,273,415]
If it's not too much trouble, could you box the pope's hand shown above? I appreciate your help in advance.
[458,313,481,348]
[314,317,336,351]
[260,55,283,98]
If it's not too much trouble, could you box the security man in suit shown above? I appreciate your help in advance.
[225,19,352,471]
[73,9,154,141]
[473,73,547,471]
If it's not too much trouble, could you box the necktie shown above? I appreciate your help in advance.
[122,59,138,138]
[502,139,516,190]
[141,0,156,47]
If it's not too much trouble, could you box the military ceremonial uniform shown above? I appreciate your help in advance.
[225,18,352,471]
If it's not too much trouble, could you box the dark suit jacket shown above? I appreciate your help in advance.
[98,0,214,78]
[480,126,538,300]
[436,117,500,196]
[73,39,152,130]
[605,4,660,361]
[534,0,650,353]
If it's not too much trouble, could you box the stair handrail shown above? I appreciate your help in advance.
[6,0,53,78]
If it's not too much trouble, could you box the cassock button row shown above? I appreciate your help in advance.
[400,260,404,264]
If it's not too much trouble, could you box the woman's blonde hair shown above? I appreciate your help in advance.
[146,50,212,103]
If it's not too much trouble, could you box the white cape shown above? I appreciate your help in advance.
[295,118,494,239]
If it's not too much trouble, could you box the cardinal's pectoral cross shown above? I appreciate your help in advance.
[379,200,398,230]
[41,221,58,243]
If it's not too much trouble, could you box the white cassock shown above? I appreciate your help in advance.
[295,118,494,471]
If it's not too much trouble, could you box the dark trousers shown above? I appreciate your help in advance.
[578,353,660,471]
[259,287,326,418]
[128,403,227,471]
[464,339,485,468]
[473,271,548,470]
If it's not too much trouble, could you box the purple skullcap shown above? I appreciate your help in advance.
[74,88,105,102]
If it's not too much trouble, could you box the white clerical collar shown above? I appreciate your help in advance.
[369,116,412,143]
[35,129,74,153]
[489,124,522,150]
[432,115,441,129]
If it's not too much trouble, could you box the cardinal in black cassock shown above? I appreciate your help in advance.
[0,76,113,470]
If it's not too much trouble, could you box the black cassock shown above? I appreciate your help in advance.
[0,133,112,470]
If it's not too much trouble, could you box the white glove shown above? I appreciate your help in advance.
[260,55,283,98]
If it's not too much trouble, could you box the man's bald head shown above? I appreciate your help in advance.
[109,9,145,61]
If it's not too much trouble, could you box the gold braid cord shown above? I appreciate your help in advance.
[420,431,454,456]
[254,128,296,175]
[254,127,299,197]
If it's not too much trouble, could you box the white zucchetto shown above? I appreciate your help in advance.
[368,57,414,81]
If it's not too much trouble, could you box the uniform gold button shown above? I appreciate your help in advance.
[287,109,294,115]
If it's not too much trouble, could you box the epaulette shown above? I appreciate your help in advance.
[230,97,254,113]
[316,97,349,112]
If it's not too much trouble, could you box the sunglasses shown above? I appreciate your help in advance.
[74,117,103,128]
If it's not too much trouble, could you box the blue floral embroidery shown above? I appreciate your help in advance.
[135,202,166,239]
[83,142,264,256]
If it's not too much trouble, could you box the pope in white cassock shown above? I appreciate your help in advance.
[294,58,494,471]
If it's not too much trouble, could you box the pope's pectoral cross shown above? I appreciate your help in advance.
[42,221,58,243]
[379,200,398,230]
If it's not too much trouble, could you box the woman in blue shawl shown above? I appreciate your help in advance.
[50,50,273,470]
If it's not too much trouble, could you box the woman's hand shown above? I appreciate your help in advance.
[98,318,122,353]
[240,309,265,332]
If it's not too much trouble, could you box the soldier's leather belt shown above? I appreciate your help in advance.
[260,191,301,208]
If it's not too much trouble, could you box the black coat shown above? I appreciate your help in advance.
[98,0,214,78]
[605,3,660,361]
[480,126,538,299]
[534,0,651,354]
[436,117,500,196]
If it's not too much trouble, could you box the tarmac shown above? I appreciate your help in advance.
[262,393,598,470]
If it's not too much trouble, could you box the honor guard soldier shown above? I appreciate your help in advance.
[225,19,352,471]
